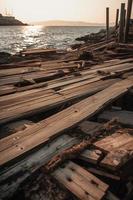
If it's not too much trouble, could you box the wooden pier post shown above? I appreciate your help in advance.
[115,9,119,30]
[106,7,109,41]
[124,0,133,43]
[119,3,126,43]
[124,9,126,26]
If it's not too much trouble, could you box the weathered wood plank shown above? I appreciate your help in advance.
[0,59,133,87]
[53,161,108,200]
[0,78,119,125]
[0,134,79,199]
[94,131,133,152]
[21,48,57,56]
[0,78,132,166]
[94,131,133,170]
[101,145,133,170]
[87,168,120,181]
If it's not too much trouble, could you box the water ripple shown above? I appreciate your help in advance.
[0,25,103,54]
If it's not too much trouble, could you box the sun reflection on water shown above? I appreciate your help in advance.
[21,26,44,48]
[0,26,103,54]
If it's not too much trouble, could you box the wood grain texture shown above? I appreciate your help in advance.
[53,161,108,200]
[0,78,132,166]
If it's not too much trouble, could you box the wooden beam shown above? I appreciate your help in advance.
[119,3,126,43]
[124,0,133,43]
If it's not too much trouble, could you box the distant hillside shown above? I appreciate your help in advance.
[33,20,105,26]
[0,13,27,26]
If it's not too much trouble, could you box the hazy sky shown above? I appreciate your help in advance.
[0,0,132,23]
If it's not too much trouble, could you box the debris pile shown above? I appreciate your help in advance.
[0,2,133,200]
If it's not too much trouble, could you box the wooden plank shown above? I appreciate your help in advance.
[82,63,133,77]
[0,66,43,77]
[0,74,98,108]
[53,161,108,200]
[94,131,133,170]
[98,110,133,127]
[0,70,68,86]
[0,78,132,166]
[91,58,133,70]
[87,168,120,181]
[0,134,79,200]
[80,149,102,164]
[0,73,97,97]
[21,48,56,56]
[0,78,119,125]
[101,144,133,170]
[94,131,133,152]
[0,80,117,153]
[0,59,133,87]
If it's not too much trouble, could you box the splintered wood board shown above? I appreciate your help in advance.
[101,145,133,170]
[94,131,133,170]
[94,131,133,152]
[0,78,133,166]
[53,161,109,200]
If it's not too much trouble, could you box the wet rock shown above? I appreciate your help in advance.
[0,52,12,64]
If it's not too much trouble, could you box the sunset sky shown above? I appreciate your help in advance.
[0,0,132,23]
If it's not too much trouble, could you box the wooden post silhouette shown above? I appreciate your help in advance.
[119,3,125,43]
[106,7,109,41]
[124,9,126,26]
[115,9,119,30]
[124,0,133,43]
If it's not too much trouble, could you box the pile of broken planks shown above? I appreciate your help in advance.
[0,48,133,200]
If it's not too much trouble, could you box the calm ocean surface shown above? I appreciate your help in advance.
[0,26,104,54]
